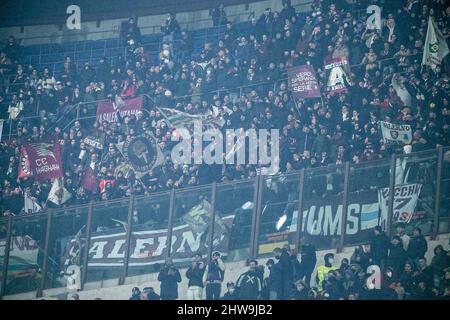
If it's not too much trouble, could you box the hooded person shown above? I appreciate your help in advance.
[129,286,141,300]
[316,253,337,291]
[297,243,317,287]
[273,247,294,299]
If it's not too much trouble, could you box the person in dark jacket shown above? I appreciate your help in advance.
[204,251,226,300]
[298,243,317,287]
[407,227,428,268]
[235,260,262,300]
[430,245,449,288]
[291,280,308,300]
[142,287,161,300]
[129,286,141,300]
[273,247,293,299]
[222,282,237,300]
[371,226,390,270]
[266,258,283,300]
[157,257,182,300]
[185,253,206,300]
[387,236,406,276]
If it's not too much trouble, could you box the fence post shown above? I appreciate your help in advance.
[81,201,94,290]
[338,162,350,253]
[36,210,53,298]
[0,216,13,299]
[432,146,443,239]
[166,189,176,258]
[386,154,397,238]
[207,182,217,261]
[294,169,305,254]
[119,195,134,285]
[250,175,264,259]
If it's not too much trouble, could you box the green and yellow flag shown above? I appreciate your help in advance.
[422,16,449,72]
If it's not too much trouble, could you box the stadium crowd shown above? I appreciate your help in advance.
[123,225,450,300]
[0,0,449,217]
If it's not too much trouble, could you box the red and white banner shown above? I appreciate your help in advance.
[18,146,32,179]
[96,96,143,124]
[288,64,321,99]
[25,141,63,181]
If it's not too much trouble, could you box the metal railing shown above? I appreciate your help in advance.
[0,146,448,298]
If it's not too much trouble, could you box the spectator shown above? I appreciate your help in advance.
[204,251,226,300]
[266,258,282,300]
[129,286,141,300]
[371,226,390,270]
[186,253,206,300]
[316,253,337,291]
[157,257,182,300]
[387,235,406,276]
[211,4,227,27]
[221,282,237,300]
[407,227,428,267]
[235,259,262,300]
[297,243,317,287]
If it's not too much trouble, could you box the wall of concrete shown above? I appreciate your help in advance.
[0,0,314,46]
[3,233,449,300]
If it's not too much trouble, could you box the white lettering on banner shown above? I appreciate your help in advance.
[175,231,203,254]
[89,241,108,259]
[153,236,168,257]
[107,239,126,259]
[130,238,154,258]
[346,203,360,235]
[323,206,342,236]
[378,183,422,225]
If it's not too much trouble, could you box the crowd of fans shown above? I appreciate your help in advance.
[0,1,449,224]
[122,225,450,300]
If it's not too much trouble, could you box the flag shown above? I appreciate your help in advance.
[380,121,412,145]
[47,179,72,205]
[422,16,449,72]
[288,65,321,99]
[24,192,42,214]
[96,96,143,123]
[18,147,33,179]
[81,167,98,193]
[116,132,164,178]
[391,74,412,107]
[25,140,63,181]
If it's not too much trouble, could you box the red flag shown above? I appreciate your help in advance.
[25,140,63,182]
[96,95,143,124]
[82,167,98,194]
[18,147,33,179]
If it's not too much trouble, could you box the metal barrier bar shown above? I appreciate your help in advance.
[0,216,13,299]
[207,181,217,261]
[166,189,176,258]
[81,201,94,290]
[294,169,305,254]
[432,146,443,239]
[338,162,350,253]
[36,210,53,298]
[251,175,264,259]
[119,195,134,285]
[386,154,396,237]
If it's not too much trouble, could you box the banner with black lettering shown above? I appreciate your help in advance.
[378,183,422,225]
[380,121,413,145]
[324,57,351,95]
[60,215,235,269]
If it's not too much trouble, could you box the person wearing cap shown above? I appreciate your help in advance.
[203,251,225,300]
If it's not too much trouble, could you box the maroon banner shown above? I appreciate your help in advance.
[25,141,63,181]
[288,65,321,99]
[96,96,143,124]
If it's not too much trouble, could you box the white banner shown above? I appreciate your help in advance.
[380,121,412,145]
[378,183,422,226]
